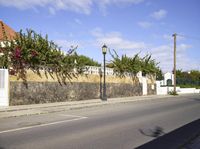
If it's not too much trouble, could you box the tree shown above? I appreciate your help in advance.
[109,50,160,82]
[0,29,84,85]
[156,68,164,80]
[141,54,159,76]
[176,69,200,87]
[76,55,100,67]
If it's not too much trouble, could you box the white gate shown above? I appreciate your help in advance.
[142,77,147,95]
[0,69,9,106]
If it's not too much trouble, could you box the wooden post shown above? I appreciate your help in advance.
[172,33,177,93]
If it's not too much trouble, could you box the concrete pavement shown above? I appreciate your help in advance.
[0,94,174,119]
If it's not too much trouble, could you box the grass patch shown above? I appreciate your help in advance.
[178,84,200,89]
[168,91,178,96]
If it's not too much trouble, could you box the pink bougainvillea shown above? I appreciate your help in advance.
[31,50,38,58]
[14,47,21,59]
[0,29,81,85]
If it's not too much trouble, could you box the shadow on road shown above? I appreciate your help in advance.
[139,126,165,138]
[135,119,200,149]
[192,98,200,102]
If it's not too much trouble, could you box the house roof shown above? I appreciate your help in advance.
[0,20,16,41]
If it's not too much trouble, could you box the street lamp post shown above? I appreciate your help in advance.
[99,68,103,99]
[102,44,107,101]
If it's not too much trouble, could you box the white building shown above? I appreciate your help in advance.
[159,72,174,86]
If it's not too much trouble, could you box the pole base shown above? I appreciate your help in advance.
[101,96,107,101]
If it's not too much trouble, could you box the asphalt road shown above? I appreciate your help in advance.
[0,94,200,149]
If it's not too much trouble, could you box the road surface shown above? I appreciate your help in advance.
[0,94,200,149]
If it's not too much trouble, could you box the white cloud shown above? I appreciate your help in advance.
[74,18,82,25]
[145,1,152,6]
[151,9,167,20]
[91,28,147,50]
[49,7,56,15]
[97,0,144,8]
[90,28,200,71]
[55,33,199,71]
[138,21,152,28]
[0,0,93,14]
[55,38,91,54]
[0,0,145,15]
[178,44,191,52]
[90,27,104,37]
[163,34,173,41]
[55,39,80,53]
[150,43,199,72]
[97,0,144,15]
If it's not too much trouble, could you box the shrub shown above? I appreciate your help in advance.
[168,91,178,96]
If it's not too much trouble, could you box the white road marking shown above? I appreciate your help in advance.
[58,114,87,118]
[0,116,88,134]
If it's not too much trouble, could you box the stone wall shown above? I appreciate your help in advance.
[147,84,156,95]
[8,71,157,105]
[10,81,142,105]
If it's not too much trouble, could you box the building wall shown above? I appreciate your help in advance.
[164,72,174,85]
[0,69,9,106]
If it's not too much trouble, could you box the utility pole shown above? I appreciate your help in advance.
[172,33,177,93]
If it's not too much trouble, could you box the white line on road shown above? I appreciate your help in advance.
[58,114,88,118]
[0,116,88,134]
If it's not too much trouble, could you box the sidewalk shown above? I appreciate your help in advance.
[0,95,172,119]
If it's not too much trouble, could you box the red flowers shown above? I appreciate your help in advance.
[0,48,4,53]
[31,50,38,57]
[14,47,21,59]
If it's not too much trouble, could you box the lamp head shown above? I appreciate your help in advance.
[102,44,107,54]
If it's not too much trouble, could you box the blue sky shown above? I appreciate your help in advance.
[0,0,200,72]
